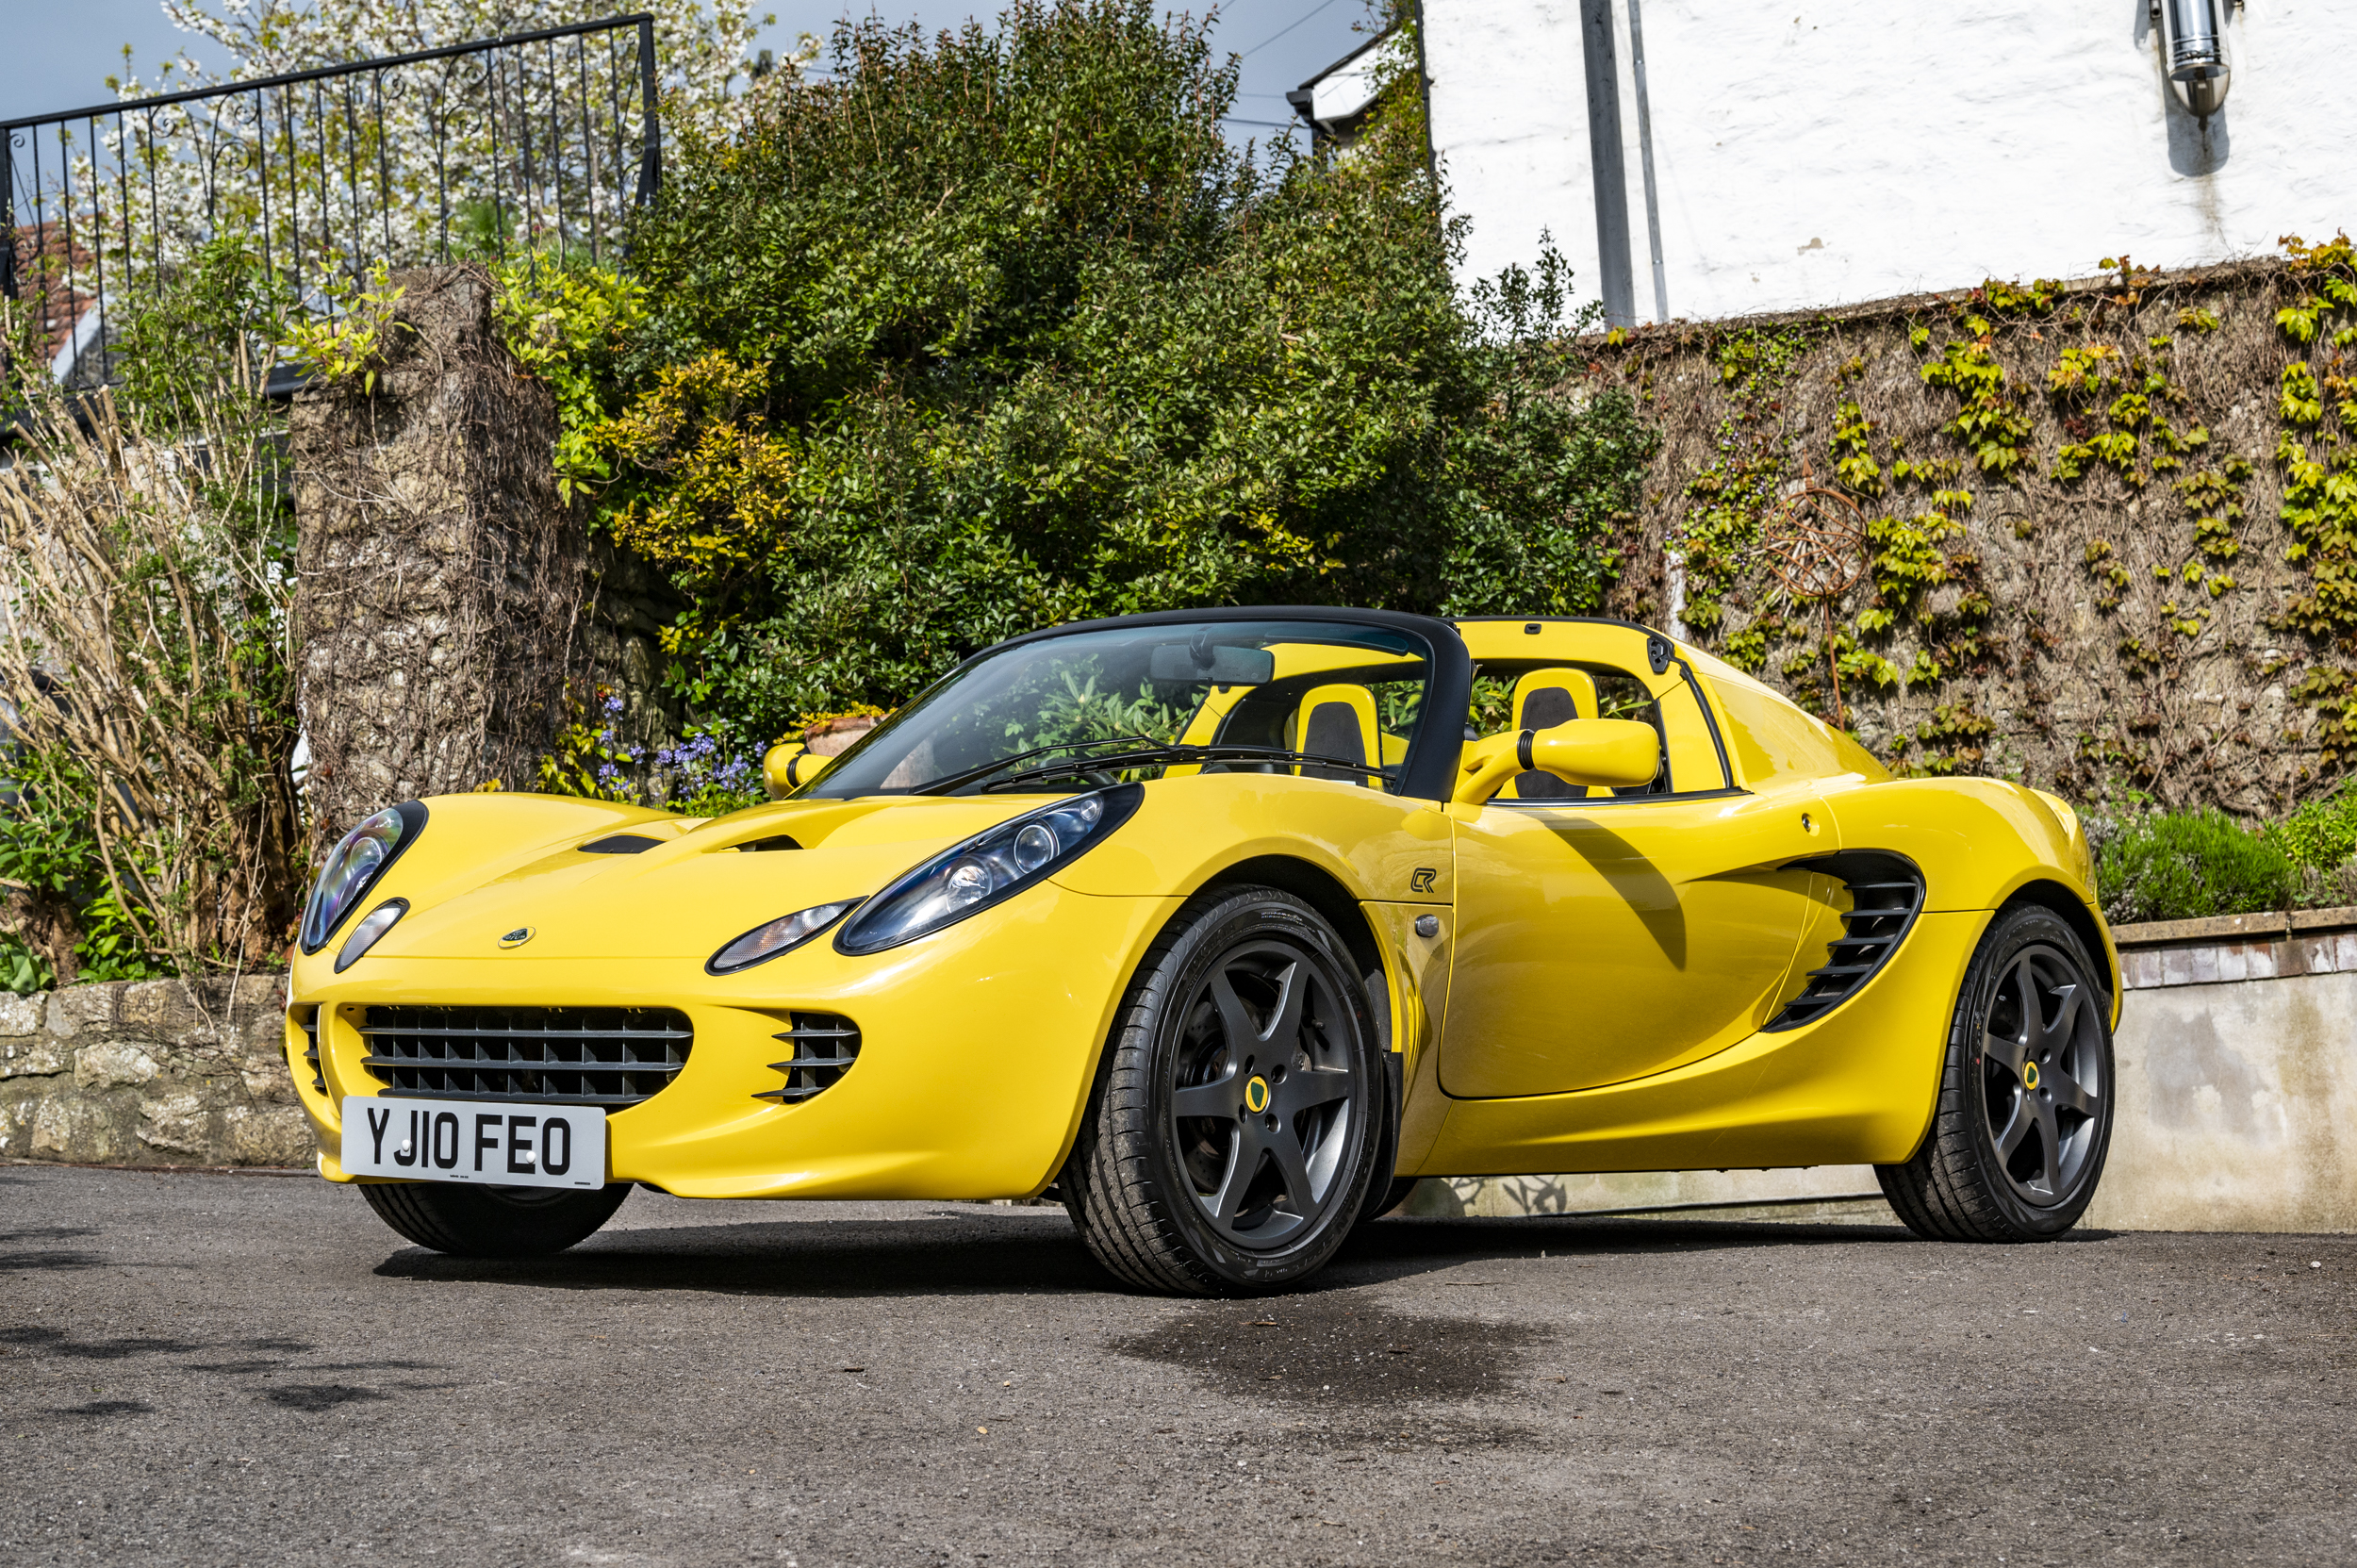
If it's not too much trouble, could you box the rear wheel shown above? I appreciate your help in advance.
[1877,905,2114,1241]
[359,1180,630,1257]
[1063,886,1385,1295]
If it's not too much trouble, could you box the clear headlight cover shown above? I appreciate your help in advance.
[835,784,1143,956]
[708,900,861,975]
[334,900,408,973]
[299,801,427,954]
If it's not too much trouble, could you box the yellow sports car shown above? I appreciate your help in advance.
[288,610,2118,1293]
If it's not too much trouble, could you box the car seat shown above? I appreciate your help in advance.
[1292,684,1381,787]
[1505,667,1596,800]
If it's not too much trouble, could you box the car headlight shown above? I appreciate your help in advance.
[708,900,861,975]
[335,900,408,973]
[834,784,1143,956]
[300,801,427,954]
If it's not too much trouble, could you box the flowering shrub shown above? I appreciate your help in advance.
[536,687,764,817]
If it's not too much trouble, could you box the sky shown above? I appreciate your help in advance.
[0,1,1378,156]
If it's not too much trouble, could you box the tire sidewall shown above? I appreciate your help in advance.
[1954,906,2117,1237]
[1138,890,1384,1290]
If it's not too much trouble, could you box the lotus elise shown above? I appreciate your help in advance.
[287,609,2118,1293]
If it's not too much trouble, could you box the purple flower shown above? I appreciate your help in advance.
[602,693,624,717]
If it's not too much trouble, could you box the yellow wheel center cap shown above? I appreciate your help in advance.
[2022,1061,2041,1090]
[1244,1076,1270,1114]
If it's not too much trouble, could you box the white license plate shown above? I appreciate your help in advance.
[340,1098,607,1190]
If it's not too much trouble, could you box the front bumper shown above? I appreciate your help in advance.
[288,889,1181,1200]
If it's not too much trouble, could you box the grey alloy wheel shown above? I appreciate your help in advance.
[1167,935,1360,1250]
[1979,944,2107,1206]
[1877,903,2115,1242]
[1062,885,1385,1295]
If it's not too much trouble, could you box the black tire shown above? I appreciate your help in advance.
[1877,904,2115,1241]
[1063,886,1388,1295]
[359,1180,630,1257]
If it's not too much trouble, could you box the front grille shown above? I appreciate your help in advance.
[1763,853,1925,1032]
[357,1005,693,1107]
[758,1012,861,1105]
[296,1007,322,1093]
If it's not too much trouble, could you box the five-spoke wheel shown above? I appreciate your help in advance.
[1063,886,1389,1294]
[1879,903,2116,1241]
[1979,946,2106,1208]
[1169,940,1360,1249]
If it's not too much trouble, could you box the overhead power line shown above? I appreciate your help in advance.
[1236,0,1343,59]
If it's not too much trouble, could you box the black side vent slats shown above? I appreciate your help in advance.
[579,834,663,854]
[758,1012,861,1105]
[1764,853,1926,1032]
[297,1007,323,1093]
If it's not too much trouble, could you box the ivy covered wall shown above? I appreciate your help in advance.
[1593,239,2357,817]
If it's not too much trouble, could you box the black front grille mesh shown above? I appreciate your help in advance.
[758,1012,861,1105]
[356,1005,692,1107]
[1764,854,1925,1032]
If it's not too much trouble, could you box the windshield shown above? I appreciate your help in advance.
[804,618,1438,798]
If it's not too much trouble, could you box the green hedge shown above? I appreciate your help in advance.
[2097,809,2298,925]
[593,0,1657,749]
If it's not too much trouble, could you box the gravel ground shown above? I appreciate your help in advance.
[2,1163,2351,1566]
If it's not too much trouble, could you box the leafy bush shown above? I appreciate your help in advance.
[2269,779,2357,874]
[490,252,649,503]
[596,0,1656,750]
[2097,808,2297,925]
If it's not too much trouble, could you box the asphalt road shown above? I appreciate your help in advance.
[2,1164,2351,1567]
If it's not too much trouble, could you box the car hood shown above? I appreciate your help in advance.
[360,792,1070,964]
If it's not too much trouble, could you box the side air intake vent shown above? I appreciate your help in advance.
[1764,852,1925,1032]
[296,1006,323,1093]
[758,1012,861,1105]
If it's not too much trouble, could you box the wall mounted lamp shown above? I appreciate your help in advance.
[2151,0,2239,119]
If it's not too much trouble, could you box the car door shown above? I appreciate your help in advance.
[1439,633,1826,1098]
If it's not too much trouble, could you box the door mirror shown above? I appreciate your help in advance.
[1453,719,1659,806]
[764,742,833,798]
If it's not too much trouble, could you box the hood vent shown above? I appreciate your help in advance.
[1763,852,1925,1032]
[580,834,662,854]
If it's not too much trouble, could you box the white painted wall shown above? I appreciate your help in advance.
[1421,0,2357,322]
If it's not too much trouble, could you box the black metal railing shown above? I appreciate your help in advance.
[1,14,660,388]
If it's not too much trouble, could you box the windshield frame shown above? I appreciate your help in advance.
[799,606,1474,804]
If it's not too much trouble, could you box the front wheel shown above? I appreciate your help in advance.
[359,1180,630,1257]
[1063,886,1386,1295]
[1877,904,2115,1241]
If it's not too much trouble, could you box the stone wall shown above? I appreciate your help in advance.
[0,979,308,1168]
[580,534,687,764]
[1591,253,2350,818]
[290,264,582,831]
[286,264,684,833]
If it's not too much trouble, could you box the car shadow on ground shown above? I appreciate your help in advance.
[368,1206,1994,1299]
